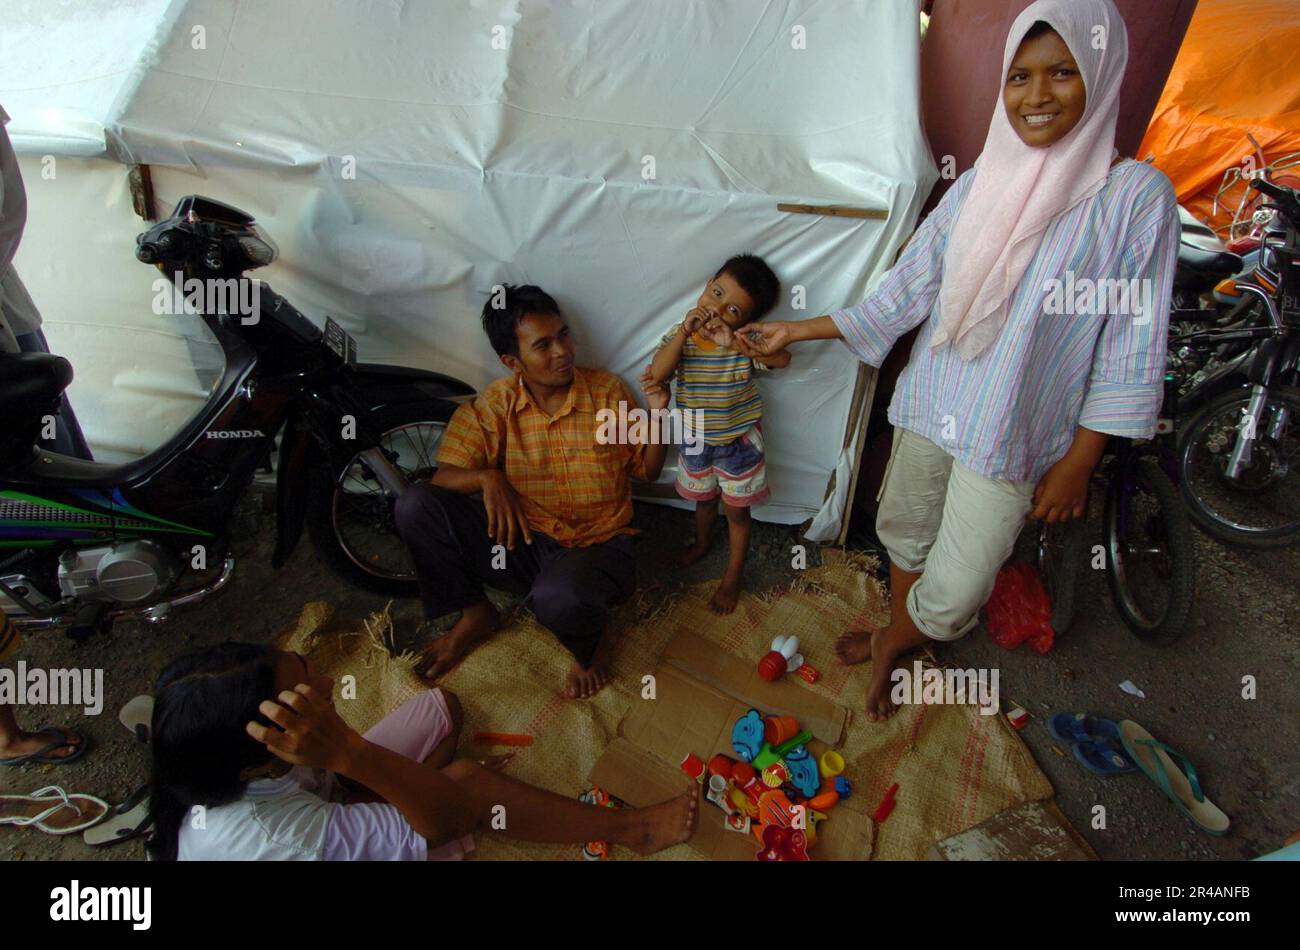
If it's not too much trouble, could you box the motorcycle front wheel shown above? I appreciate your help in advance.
[1178,385,1300,548]
[307,404,452,596]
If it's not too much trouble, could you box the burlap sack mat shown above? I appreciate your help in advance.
[277,550,1053,860]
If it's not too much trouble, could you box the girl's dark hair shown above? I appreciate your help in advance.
[714,253,781,320]
[1022,19,1057,44]
[146,642,281,861]
[480,283,561,358]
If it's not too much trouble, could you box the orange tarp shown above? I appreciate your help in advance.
[1139,0,1300,232]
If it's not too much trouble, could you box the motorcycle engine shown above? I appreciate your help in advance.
[57,540,180,604]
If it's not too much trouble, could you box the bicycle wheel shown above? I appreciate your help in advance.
[1036,519,1087,635]
[1178,385,1300,548]
[1105,457,1195,644]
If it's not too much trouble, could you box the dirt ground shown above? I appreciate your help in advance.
[2,493,1296,862]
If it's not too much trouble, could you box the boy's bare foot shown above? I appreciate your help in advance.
[708,577,741,614]
[834,624,882,666]
[677,539,712,568]
[628,788,699,855]
[418,601,500,683]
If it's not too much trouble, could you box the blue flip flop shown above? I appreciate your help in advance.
[1071,738,1137,776]
[1048,712,1122,744]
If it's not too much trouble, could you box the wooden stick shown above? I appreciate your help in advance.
[778,203,888,220]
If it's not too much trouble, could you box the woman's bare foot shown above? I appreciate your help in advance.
[627,788,699,855]
[863,621,929,722]
[418,601,500,683]
[708,577,741,614]
[677,539,712,568]
[834,624,882,666]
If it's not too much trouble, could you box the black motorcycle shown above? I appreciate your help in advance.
[0,195,473,638]
[1172,177,1300,547]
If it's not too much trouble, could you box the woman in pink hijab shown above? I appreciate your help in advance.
[740,0,1180,720]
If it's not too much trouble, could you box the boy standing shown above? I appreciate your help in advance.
[646,254,786,614]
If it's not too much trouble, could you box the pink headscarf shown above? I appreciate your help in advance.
[932,0,1129,361]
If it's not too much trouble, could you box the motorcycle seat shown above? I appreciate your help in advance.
[0,352,73,405]
[1177,242,1243,281]
[0,353,74,469]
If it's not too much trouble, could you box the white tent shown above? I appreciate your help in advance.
[1,0,936,535]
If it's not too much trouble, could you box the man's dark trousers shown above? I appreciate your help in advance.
[395,482,635,669]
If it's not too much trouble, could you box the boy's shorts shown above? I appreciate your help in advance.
[675,426,770,507]
[0,610,19,663]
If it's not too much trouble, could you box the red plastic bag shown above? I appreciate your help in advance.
[985,560,1055,654]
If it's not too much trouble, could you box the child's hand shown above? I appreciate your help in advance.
[640,365,670,413]
[701,316,736,348]
[683,308,707,336]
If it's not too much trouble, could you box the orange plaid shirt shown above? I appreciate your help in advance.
[436,367,650,547]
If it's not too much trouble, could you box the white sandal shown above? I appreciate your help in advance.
[0,785,110,836]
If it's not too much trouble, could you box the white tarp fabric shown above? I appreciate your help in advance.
[1,0,936,530]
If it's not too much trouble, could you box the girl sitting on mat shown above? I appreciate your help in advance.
[147,642,696,860]
[738,0,1178,721]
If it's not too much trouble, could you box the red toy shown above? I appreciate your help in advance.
[680,752,706,784]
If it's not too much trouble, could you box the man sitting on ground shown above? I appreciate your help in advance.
[396,285,669,699]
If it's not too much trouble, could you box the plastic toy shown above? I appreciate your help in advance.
[706,774,736,815]
[756,788,800,837]
[764,715,799,745]
[760,761,790,788]
[728,786,758,817]
[873,782,899,823]
[755,824,809,861]
[757,635,805,681]
[724,813,751,835]
[680,752,706,783]
[708,754,736,779]
[808,789,839,812]
[752,743,781,770]
[731,761,757,788]
[771,731,812,757]
[818,750,845,781]
[472,731,534,747]
[834,775,852,799]
[731,710,765,762]
[784,746,820,799]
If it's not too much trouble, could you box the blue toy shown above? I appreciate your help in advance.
[834,775,852,799]
[784,745,820,799]
[731,709,764,762]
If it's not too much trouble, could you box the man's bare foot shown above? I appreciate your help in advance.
[677,539,712,568]
[627,788,699,855]
[417,601,500,683]
[564,634,613,699]
[833,624,882,666]
[708,577,741,614]
[565,660,609,699]
[0,726,84,764]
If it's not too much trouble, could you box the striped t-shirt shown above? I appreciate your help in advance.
[831,159,1180,483]
[661,324,770,444]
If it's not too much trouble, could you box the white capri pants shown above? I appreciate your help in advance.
[875,428,1036,642]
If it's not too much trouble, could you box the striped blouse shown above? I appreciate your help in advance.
[831,159,1180,483]
[661,324,770,444]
